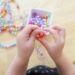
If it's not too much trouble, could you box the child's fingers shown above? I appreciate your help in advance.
[59,29,65,44]
[52,25,65,43]
[37,38,49,48]
[23,25,38,35]
[52,25,64,31]
[17,25,39,41]
[44,28,60,44]
[52,25,65,38]
[30,28,44,41]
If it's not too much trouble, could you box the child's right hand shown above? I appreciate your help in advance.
[38,25,65,61]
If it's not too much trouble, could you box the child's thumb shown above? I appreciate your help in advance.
[30,29,43,41]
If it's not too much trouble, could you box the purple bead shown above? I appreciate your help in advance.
[32,12,37,17]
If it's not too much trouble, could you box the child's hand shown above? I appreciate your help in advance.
[16,25,42,61]
[38,25,65,61]
[6,26,44,75]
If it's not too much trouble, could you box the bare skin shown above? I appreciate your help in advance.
[6,25,75,75]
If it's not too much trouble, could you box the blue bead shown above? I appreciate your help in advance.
[33,12,37,17]
[0,18,5,26]
[39,20,46,25]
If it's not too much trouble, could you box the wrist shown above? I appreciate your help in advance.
[6,55,29,75]
[53,54,75,75]
[52,53,64,63]
[15,55,29,65]
[17,50,31,63]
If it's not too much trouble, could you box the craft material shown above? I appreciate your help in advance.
[37,47,44,59]
[27,9,53,28]
[0,0,25,48]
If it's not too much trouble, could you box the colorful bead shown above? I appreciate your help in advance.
[12,0,16,3]
[37,47,44,59]
[0,42,16,48]
[0,18,5,26]
[0,0,25,48]
[39,32,45,38]
[0,0,24,34]
[29,10,50,28]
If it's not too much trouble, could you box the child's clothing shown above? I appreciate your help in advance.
[26,65,59,75]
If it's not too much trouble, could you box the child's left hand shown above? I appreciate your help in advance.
[6,26,44,75]
[16,25,43,61]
